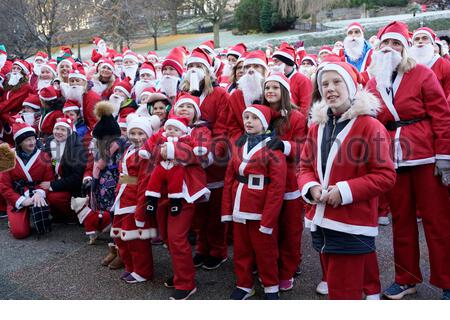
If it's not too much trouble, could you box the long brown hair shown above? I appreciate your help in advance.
[94,72,116,90]
[3,73,29,92]
[262,81,295,135]
[229,60,243,85]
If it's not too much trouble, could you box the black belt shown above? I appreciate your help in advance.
[385,118,425,131]
[237,175,270,185]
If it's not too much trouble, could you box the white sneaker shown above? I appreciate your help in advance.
[316,281,328,295]
[366,293,380,300]
[378,216,390,226]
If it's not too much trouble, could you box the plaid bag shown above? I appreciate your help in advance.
[29,205,52,234]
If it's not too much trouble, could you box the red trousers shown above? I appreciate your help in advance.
[278,198,303,281]
[193,188,228,259]
[157,198,196,290]
[47,191,75,219]
[378,194,390,217]
[7,205,30,239]
[147,165,184,198]
[320,251,381,295]
[0,195,6,212]
[116,238,153,280]
[388,164,450,288]
[325,252,374,299]
[233,220,279,292]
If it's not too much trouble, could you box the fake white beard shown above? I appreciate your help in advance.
[408,44,435,65]
[221,61,234,78]
[344,36,365,61]
[156,70,162,80]
[237,70,264,107]
[65,85,85,103]
[269,63,285,74]
[299,65,316,79]
[109,94,124,117]
[332,47,342,55]
[97,42,107,56]
[185,67,206,92]
[114,65,123,78]
[91,80,108,95]
[123,64,139,82]
[134,80,154,103]
[33,64,42,76]
[159,75,179,97]
[372,48,402,90]
[22,112,36,125]
[442,44,449,56]
[37,79,52,91]
[0,54,6,69]
[8,72,23,86]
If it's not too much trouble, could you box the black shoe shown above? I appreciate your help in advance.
[264,292,279,300]
[193,253,207,267]
[169,288,197,300]
[230,288,255,300]
[146,196,158,215]
[0,211,8,219]
[164,276,174,288]
[294,265,301,277]
[188,230,196,246]
[169,198,182,216]
[202,256,228,270]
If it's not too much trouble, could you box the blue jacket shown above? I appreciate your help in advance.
[345,40,372,72]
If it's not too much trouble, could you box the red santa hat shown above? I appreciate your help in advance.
[54,117,73,133]
[39,85,58,101]
[377,21,410,48]
[412,27,436,44]
[173,93,201,120]
[13,59,31,75]
[13,120,36,144]
[147,51,158,61]
[60,46,73,56]
[68,67,87,81]
[199,40,215,56]
[118,116,127,129]
[92,37,105,46]
[347,22,365,35]
[264,72,291,94]
[23,94,42,111]
[318,45,333,56]
[123,51,139,64]
[272,42,296,67]
[140,87,156,100]
[301,54,318,66]
[162,48,185,76]
[114,77,132,98]
[227,43,247,59]
[139,61,156,78]
[34,51,48,62]
[187,47,212,70]
[320,54,345,64]
[243,50,268,70]
[164,116,190,134]
[113,54,123,62]
[317,62,361,100]
[63,100,81,113]
[40,63,57,76]
[58,57,75,68]
[98,59,115,72]
[242,104,272,131]
[126,113,153,137]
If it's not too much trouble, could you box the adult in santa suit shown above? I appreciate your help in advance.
[298,62,396,299]
[271,43,313,114]
[41,118,86,221]
[409,27,450,98]
[298,54,318,81]
[262,73,308,291]
[32,62,57,93]
[178,47,231,270]
[226,50,269,145]
[63,67,101,131]
[222,104,287,300]
[29,51,48,91]
[365,21,450,300]
[0,121,55,239]
[110,114,156,284]
[227,52,246,95]
[221,43,247,87]
[0,60,33,132]
[37,86,65,141]
[158,48,185,104]
[90,37,116,64]
[343,22,373,73]
[90,59,119,100]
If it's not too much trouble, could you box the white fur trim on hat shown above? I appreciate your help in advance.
[23,102,41,110]
[127,114,153,138]
[54,120,73,132]
[412,30,435,44]
[187,56,211,69]
[99,61,114,71]
[243,107,268,130]
[13,127,36,141]
[69,70,87,81]
[317,64,357,99]
[123,54,139,63]
[273,50,294,63]
[265,74,290,94]
[115,86,131,98]
[380,32,409,48]
[347,25,364,34]
[227,50,241,58]
[14,61,30,75]
[199,45,215,55]
[174,98,201,119]
[139,68,156,77]
[243,58,267,70]
[164,118,189,133]
[63,106,80,113]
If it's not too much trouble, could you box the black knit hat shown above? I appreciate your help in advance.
[92,101,121,140]
[15,130,37,145]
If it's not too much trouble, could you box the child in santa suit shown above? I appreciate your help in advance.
[0,121,54,239]
[298,62,396,299]
[110,113,157,284]
[222,104,287,300]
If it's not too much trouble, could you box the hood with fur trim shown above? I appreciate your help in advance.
[311,89,380,125]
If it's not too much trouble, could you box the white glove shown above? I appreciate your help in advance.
[434,159,450,186]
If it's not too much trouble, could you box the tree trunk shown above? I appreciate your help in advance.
[213,21,220,48]
[153,34,158,50]
[47,42,52,59]
[170,11,178,35]
[77,38,81,59]
[310,13,317,32]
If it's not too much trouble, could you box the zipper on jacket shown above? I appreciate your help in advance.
[321,227,326,254]
[331,116,337,144]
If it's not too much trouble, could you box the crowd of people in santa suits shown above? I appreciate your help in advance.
[0,19,449,300]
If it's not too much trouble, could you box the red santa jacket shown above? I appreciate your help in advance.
[221,136,287,235]
[366,64,450,168]
[38,109,64,136]
[0,83,32,125]
[429,55,450,98]
[226,89,247,145]
[288,71,313,115]
[91,48,116,63]
[298,90,396,236]
[82,90,101,130]
[0,148,55,210]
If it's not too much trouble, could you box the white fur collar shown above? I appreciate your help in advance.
[311,89,380,125]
